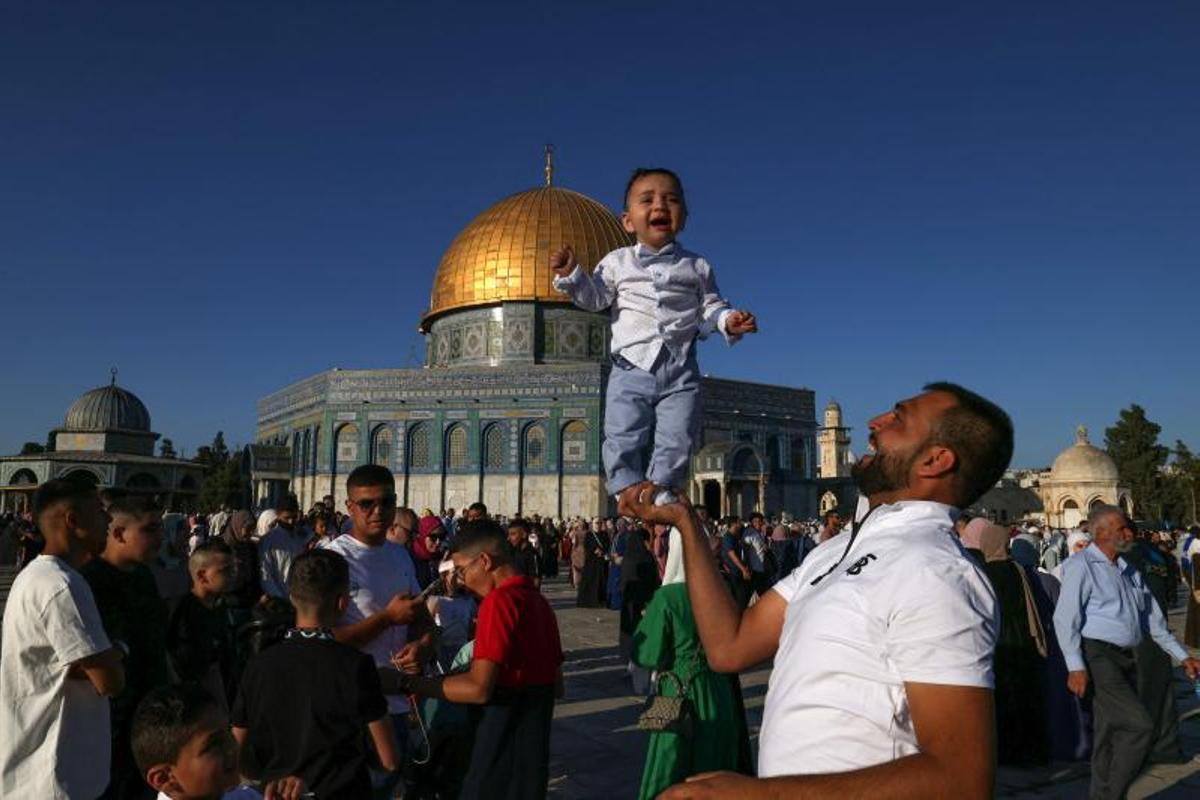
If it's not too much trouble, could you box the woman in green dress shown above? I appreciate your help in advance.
[631,527,753,799]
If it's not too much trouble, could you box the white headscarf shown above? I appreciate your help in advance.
[662,526,685,586]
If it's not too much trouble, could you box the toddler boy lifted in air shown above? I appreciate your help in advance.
[552,168,758,506]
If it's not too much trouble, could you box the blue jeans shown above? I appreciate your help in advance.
[603,349,700,496]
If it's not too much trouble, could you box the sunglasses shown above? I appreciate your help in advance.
[352,495,397,512]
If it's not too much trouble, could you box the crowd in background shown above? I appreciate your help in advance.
[3,490,1200,800]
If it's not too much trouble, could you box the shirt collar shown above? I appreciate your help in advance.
[1084,541,1125,568]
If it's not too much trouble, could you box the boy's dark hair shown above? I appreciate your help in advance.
[749,512,765,523]
[275,493,300,514]
[507,517,531,534]
[32,479,98,522]
[467,501,488,517]
[107,494,162,520]
[923,382,1015,509]
[131,683,218,773]
[450,519,511,563]
[287,548,350,609]
[347,464,394,491]
[623,167,685,209]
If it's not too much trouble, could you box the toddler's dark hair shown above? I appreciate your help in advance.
[623,168,685,209]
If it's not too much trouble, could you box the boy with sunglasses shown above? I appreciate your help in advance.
[320,465,434,779]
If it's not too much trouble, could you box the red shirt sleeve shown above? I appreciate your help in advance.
[473,586,518,666]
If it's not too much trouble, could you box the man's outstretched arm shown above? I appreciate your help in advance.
[619,483,783,673]
[657,683,995,800]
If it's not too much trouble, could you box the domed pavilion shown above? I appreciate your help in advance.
[0,375,206,512]
[255,153,823,518]
[1037,426,1133,527]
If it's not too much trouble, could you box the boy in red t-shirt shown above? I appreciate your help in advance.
[395,519,563,800]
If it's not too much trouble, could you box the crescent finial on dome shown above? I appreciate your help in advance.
[1075,424,1088,444]
[544,143,554,187]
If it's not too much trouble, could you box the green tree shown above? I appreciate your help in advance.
[19,442,44,455]
[195,431,230,470]
[1105,405,1169,522]
[196,454,246,513]
[1173,441,1199,526]
[159,438,177,459]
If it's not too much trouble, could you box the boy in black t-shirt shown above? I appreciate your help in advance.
[167,540,237,710]
[231,549,400,798]
[82,494,169,800]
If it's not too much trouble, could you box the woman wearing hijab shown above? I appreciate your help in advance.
[631,527,753,799]
[978,522,1050,766]
[221,510,261,610]
[576,518,609,608]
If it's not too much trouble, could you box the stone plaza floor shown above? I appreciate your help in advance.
[543,573,1200,799]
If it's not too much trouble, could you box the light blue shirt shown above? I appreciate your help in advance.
[1052,543,1189,672]
[552,241,736,372]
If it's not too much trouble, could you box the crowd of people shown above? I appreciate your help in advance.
[2,401,1200,799]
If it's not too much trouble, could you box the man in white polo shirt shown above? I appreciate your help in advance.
[623,382,1010,798]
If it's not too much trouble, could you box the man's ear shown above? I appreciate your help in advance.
[145,763,175,792]
[336,592,350,615]
[916,445,957,480]
[621,211,636,234]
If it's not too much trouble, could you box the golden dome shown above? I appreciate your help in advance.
[420,185,632,330]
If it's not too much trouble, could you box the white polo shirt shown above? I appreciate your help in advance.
[759,501,998,777]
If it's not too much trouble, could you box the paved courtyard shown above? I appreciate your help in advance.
[544,574,1200,799]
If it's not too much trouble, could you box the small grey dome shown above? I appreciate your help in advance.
[65,384,151,432]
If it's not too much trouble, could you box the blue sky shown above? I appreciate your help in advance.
[1,1,1197,467]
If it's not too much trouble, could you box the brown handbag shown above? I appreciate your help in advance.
[636,670,694,737]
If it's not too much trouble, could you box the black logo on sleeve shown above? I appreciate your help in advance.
[845,553,878,576]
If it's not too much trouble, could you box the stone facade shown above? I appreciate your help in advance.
[257,363,821,519]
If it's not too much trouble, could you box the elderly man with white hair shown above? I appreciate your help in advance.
[1052,504,1200,800]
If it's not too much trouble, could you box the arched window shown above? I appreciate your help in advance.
[766,436,781,471]
[523,424,546,470]
[372,426,393,467]
[446,425,468,470]
[9,469,37,486]
[292,433,302,474]
[336,424,359,464]
[408,424,430,469]
[561,420,588,465]
[301,430,311,476]
[483,425,505,470]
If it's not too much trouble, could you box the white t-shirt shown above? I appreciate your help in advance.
[1,555,113,798]
[321,534,421,713]
[258,525,314,598]
[759,501,998,778]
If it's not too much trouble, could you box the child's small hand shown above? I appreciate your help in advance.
[725,310,758,336]
[550,245,576,277]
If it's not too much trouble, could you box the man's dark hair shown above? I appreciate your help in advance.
[131,683,218,773]
[923,382,1015,509]
[274,493,300,514]
[450,518,511,563]
[749,512,765,523]
[507,517,531,534]
[823,509,841,522]
[623,167,685,209]
[32,479,98,522]
[287,548,350,609]
[107,495,162,520]
[467,501,488,517]
[347,464,394,492]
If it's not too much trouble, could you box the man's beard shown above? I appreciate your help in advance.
[850,446,915,496]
